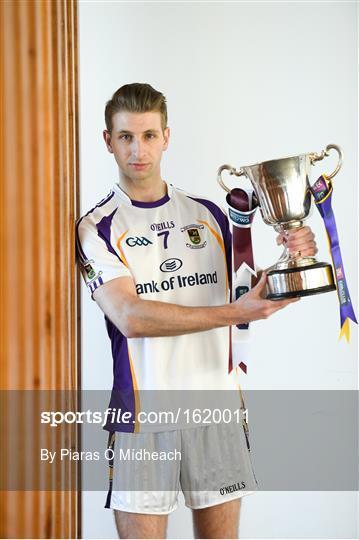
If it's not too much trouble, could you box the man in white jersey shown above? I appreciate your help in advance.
[76,83,317,539]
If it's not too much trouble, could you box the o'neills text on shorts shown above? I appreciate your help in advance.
[220,481,246,495]
[118,448,182,461]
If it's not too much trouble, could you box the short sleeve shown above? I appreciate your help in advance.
[76,215,132,297]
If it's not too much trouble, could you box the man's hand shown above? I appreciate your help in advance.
[231,272,299,324]
[276,226,318,257]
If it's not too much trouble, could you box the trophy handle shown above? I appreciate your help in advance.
[309,144,343,180]
[217,164,245,193]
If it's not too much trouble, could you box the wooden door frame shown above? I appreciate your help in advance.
[0,0,81,537]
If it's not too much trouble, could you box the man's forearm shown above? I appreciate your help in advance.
[94,269,297,339]
[118,297,236,338]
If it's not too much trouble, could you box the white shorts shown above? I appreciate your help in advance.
[104,420,259,514]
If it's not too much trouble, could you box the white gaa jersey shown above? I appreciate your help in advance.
[76,183,243,431]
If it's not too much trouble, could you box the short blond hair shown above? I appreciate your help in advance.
[105,83,168,135]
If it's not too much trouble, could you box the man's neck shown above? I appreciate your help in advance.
[118,176,167,203]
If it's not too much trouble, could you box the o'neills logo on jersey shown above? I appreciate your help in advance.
[181,224,206,249]
[219,481,246,495]
[150,221,175,232]
[136,271,217,295]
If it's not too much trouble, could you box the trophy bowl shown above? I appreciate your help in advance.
[217,144,343,299]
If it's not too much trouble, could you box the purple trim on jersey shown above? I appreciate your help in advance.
[87,276,103,293]
[85,190,115,216]
[96,208,124,263]
[76,191,115,262]
[187,196,232,288]
[131,193,170,208]
[103,317,136,433]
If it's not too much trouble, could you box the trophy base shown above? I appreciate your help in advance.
[266,262,336,300]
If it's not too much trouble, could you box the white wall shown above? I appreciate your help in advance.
[79,1,358,538]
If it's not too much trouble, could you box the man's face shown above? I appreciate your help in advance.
[103,111,170,183]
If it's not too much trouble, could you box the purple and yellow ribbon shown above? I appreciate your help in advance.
[310,174,357,341]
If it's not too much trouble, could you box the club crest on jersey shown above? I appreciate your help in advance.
[188,228,201,244]
[181,224,206,249]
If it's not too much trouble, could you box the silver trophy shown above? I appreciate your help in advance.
[217,144,343,299]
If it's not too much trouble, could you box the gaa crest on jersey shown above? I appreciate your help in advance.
[180,224,207,249]
[126,236,153,247]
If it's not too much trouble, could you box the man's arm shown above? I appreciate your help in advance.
[91,225,317,338]
[93,272,298,338]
